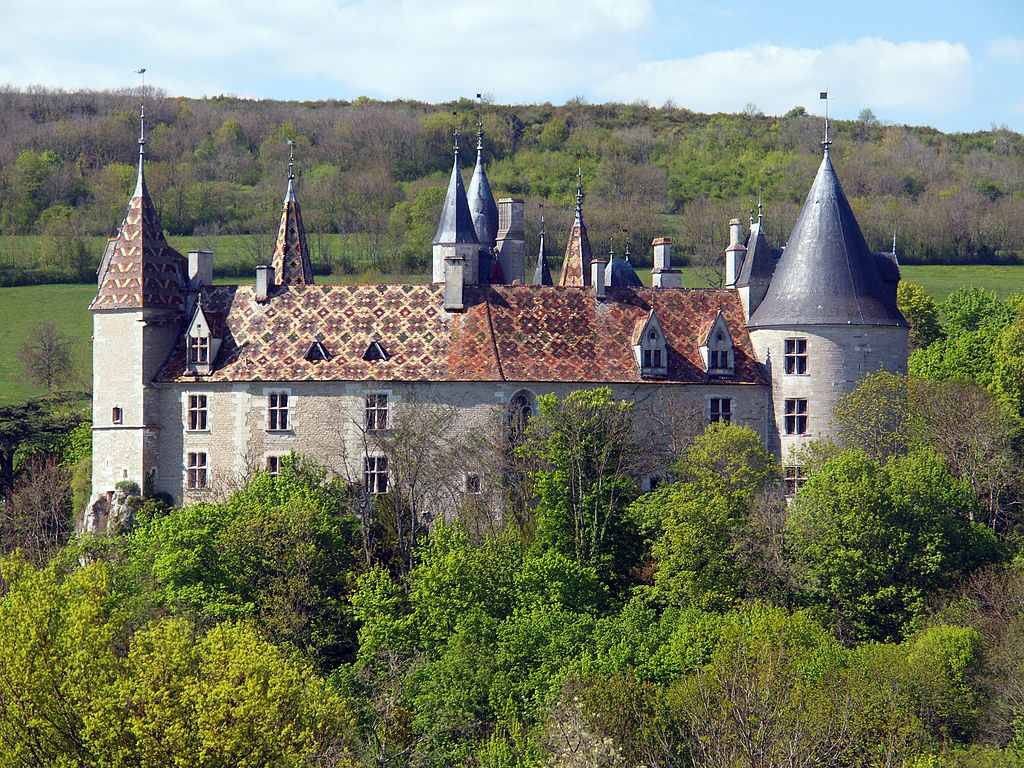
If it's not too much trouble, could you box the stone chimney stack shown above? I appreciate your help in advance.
[725,218,747,288]
[444,255,465,311]
[651,237,682,288]
[255,265,272,302]
[188,250,213,289]
[495,198,526,285]
[591,258,607,299]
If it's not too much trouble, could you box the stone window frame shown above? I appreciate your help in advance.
[187,394,209,431]
[784,465,807,495]
[365,392,388,431]
[187,334,210,366]
[784,338,808,375]
[710,397,732,424]
[267,391,290,431]
[186,451,208,489]
[364,455,388,495]
[266,454,285,477]
[784,398,808,435]
[709,349,731,369]
[508,389,537,444]
[111,406,123,425]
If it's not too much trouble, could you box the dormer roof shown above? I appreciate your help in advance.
[702,310,734,348]
[433,147,479,247]
[466,132,498,251]
[272,172,314,286]
[91,110,185,311]
[748,151,908,328]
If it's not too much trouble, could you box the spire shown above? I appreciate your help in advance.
[531,215,553,286]
[757,187,763,224]
[271,142,314,286]
[747,150,907,328]
[466,115,498,251]
[92,103,185,311]
[820,90,831,157]
[433,130,479,247]
[559,164,593,287]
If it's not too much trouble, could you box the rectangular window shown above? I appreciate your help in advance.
[111,406,123,425]
[186,452,208,489]
[268,393,289,431]
[710,397,732,424]
[710,350,730,368]
[784,338,807,374]
[266,455,283,476]
[187,394,208,431]
[784,466,807,495]
[465,473,481,494]
[365,393,388,431]
[784,399,808,435]
[365,456,388,495]
[188,335,209,365]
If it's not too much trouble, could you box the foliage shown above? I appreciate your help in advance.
[0,391,84,491]
[832,369,913,460]
[899,281,943,350]
[520,388,644,583]
[787,449,1002,642]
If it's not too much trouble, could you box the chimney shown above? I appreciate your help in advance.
[651,237,683,288]
[255,265,272,302]
[444,255,465,311]
[188,250,214,289]
[495,198,526,285]
[725,218,747,288]
[591,258,607,300]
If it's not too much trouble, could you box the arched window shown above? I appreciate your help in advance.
[508,391,535,443]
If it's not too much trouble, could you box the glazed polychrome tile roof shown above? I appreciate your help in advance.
[159,283,765,386]
[271,176,314,286]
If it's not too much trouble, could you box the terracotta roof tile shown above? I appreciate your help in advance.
[158,283,765,386]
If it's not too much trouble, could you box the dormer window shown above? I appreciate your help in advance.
[701,312,736,378]
[184,299,222,376]
[634,311,668,379]
[188,335,209,365]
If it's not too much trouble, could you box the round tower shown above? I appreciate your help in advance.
[746,144,908,464]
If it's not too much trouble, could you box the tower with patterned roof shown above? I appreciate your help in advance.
[746,132,908,461]
[87,107,186,529]
[271,148,314,286]
[558,168,593,287]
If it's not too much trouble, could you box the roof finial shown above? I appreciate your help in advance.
[134,68,147,196]
[608,238,614,259]
[820,89,831,155]
[749,203,755,227]
[892,229,898,256]
[624,229,631,262]
[575,156,584,221]
[287,139,295,180]
[476,93,484,154]
[757,186,763,224]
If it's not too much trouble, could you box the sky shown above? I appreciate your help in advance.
[1,0,1022,134]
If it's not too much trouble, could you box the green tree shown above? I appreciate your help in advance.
[522,389,643,582]
[832,369,912,460]
[898,282,942,350]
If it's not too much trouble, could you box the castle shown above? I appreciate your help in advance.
[86,113,907,528]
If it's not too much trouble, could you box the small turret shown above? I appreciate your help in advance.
[531,217,553,286]
[558,167,593,287]
[271,145,314,287]
[432,132,479,286]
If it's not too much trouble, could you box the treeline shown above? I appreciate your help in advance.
[0,87,1022,287]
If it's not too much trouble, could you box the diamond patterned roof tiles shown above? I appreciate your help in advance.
[158,283,765,386]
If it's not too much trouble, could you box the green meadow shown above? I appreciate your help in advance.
[3,264,1024,405]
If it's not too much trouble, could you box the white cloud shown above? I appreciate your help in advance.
[594,38,973,119]
[987,36,1024,65]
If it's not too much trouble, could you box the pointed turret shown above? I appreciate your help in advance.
[531,217,553,286]
[558,168,592,287]
[92,106,185,311]
[271,149,314,286]
[432,134,479,284]
[467,122,498,252]
[747,149,906,328]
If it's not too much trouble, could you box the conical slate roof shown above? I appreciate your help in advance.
[531,222,553,286]
[736,220,775,287]
[92,113,185,311]
[433,149,479,246]
[605,258,643,288]
[466,134,498,250]
[747,151,907,328]
[272,174,314,286]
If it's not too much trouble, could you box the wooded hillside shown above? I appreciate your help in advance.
[1,87,1022,284]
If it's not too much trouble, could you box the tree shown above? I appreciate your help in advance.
[832,369,912,461]
[787,449,1002,642]
[858,108,879,125]
[521,389,643,581]
[898,282,942,351]
[18,322,74,392]
[0,392,83,492]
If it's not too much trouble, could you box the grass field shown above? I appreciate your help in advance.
[3,265,1024,405]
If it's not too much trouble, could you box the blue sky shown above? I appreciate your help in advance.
[1,0,1021,133]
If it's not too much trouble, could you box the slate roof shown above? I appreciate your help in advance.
[531,227,553,286]
[91,151,186,311]
[466,139,498,251]
[271,176,314,286]
[433,151,478,246]
[736,220,777,287]
[158,284,765,386]
[748,151,907,328]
